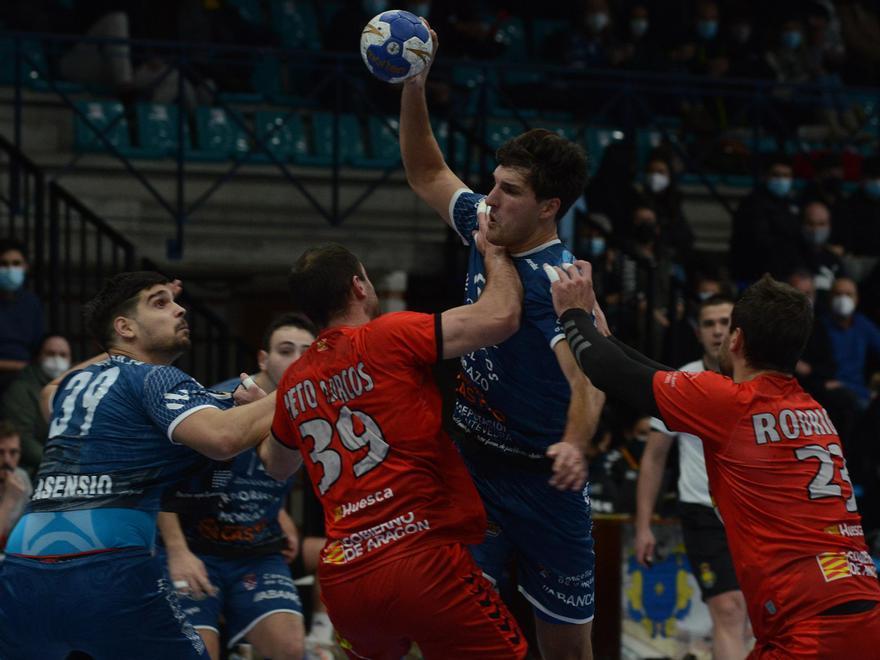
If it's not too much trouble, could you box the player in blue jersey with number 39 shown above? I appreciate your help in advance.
[400,21,606,660]
[0,271,277,660]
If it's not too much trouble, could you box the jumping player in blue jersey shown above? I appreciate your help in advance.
[0,271,277,660]
[158,313,318,660]
[400,22,606,660]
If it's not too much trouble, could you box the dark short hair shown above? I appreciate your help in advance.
[83,271,170,350]
[0,420,20,441]
[0,237,28,260]
[261,312,318,350]
[288,244,362,329]
[730,274,812,373]
[698,295,734,316]
[496,128,588,220]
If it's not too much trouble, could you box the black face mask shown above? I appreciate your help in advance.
[634,223,657,243]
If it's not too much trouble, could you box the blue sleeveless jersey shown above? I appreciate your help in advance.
[6,355,230,556]
[449,189,575,457]
[162,448,294,557]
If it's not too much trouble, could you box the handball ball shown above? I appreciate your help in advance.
[360,10,433,84]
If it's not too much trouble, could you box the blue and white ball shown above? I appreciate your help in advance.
[360,10,433,84]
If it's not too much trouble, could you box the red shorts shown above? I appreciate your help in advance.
[749,602,880,658]
[321,543,528,660]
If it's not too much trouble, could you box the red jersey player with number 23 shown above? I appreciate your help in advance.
[549,267,880,659]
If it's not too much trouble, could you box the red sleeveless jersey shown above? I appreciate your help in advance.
[653,370,880,643]
[272,312,486,581]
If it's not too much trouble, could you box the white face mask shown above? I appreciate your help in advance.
[41,355,70,379]
[646,172,670,193]
[831,294,856,318]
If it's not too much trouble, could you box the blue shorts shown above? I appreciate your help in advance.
[164,552,303,648]
[0,548,207,659]
[464,457,596,625]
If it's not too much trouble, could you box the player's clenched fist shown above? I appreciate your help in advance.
[547,260,596,317]
[546,441,588,491]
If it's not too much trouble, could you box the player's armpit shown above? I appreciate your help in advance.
[172,394,275,460]
[258,434,303,482]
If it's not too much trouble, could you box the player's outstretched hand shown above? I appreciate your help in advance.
[546,441,588,491]
[233,372,267,405]
[407,18,438,88]
[167,547,217,601]
[546,260,596,318]
[634,526,657,568]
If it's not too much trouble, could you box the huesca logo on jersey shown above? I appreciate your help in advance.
[333,487,394,521]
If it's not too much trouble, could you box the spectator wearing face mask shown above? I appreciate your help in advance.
[669,0,728,77]
[0,334,72,477]
[822,277,880,409]
[636,153,694,262]
[0,239,44,395]
[776,200,847,309]
[836,156,880,257]
[728,155,801,285]
[555,0,621,70]
[617,3,665,71]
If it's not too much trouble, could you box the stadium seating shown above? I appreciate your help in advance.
[192,107,249,161]
[254,110,309,162]
[73,100,131,153]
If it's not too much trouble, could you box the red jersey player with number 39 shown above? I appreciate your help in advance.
[549,267,880,659]
[255,235,528,659]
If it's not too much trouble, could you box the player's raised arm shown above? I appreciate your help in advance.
[440,214,523,358]
[400,23,469,226]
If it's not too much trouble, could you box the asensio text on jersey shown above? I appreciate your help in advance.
[6,355,231,556]
[449,189,574,458]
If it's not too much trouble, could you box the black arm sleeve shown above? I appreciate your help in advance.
[560,309,662,417]
[608,336,675,372]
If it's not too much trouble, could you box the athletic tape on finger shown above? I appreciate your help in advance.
[542,263,560,283]
[173,580,190,589]
[241,376,256,390]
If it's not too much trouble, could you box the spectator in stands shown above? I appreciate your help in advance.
[802,153,847,216]
[0,421,32,553]
[776,200,846,308]
[636,152,694,261]
[788,270,859,448]
[0,334,71,477]
[668,0,728,78]
[836,155,880,256]
[575,212,618,301]
[0,239,44,395]
[724,11,773,79]
[619,204,684,358]
[616,3,665,71]
[822,277,880,409]
[837,0,880,84]
[728,154,801,284]
[553,0,621,70]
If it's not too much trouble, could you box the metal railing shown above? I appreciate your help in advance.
[0,135,252,382]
